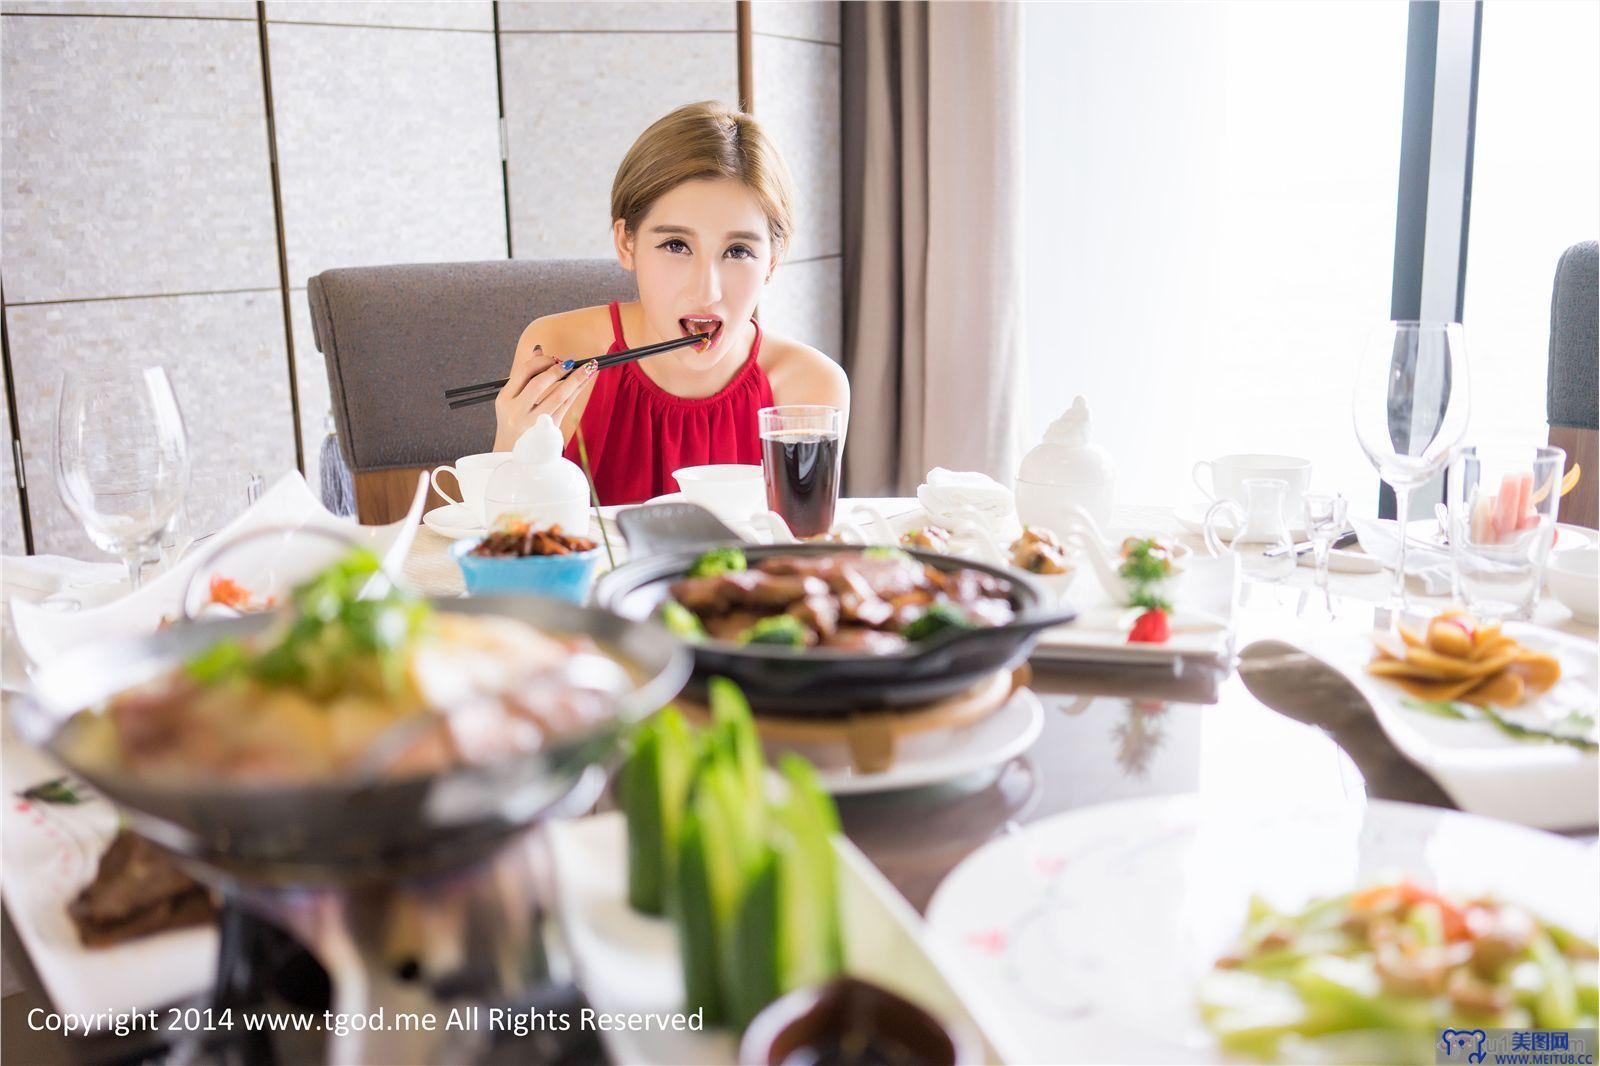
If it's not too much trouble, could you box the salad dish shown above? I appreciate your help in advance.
[1200,881,1598,1063]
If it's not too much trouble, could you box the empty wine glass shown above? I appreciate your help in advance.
[55,366,190,591]
[1302,492,1348,619]
[1351,322,1470,613]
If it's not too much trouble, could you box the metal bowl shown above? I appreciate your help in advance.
[594,504,1076,715]
[12,595,690,884]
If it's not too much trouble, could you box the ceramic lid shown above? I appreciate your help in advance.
[1016,396,1117,486]
[484,416,589,507]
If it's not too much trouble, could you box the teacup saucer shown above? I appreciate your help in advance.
[1174,500,1307,540]
[422,503,486,540]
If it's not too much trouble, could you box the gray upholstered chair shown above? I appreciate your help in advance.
[1547,240,1598,529]
[307,259,637,524]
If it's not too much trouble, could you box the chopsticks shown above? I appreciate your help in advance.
[445,332,713,410]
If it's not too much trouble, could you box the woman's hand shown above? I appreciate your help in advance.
[493,345,598,450]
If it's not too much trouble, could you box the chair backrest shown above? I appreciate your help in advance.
[1546,240,1598,528]
[308,259,638,473]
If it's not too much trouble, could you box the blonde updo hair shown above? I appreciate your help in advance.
[611,101,798,260]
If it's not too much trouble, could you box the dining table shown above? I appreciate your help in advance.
[2,497,1596,1064]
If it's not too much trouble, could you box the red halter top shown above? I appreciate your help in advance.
[562,302,775,506]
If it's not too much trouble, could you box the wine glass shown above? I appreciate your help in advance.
[1351,322,1469,613]
[55,366,191,591]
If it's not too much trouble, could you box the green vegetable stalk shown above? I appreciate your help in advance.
[621,709,697,915]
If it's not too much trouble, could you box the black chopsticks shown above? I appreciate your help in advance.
[445,332,713,410]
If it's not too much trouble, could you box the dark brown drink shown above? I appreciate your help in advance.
[762,431,841,538]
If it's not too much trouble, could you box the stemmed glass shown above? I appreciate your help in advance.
[1351,322,1469,612]
[1302,492,1348,619]
[55,366,191,591]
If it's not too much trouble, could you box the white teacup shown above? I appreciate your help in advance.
[1193,453,1312,522]
[431,452,511,525]
[673,465,766,525]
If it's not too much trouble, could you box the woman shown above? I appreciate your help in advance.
[493,101,850,505]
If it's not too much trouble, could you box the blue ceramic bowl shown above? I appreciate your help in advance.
[449,537,604,603]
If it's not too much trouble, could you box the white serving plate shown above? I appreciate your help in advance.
[10,472,426,667]
[774,688,1045,796]
[1032,551,1239,667]
[0,718,215,1019]
[546,811,997,1066]
[925,795,1600,1066]
[1309,621,1598,831]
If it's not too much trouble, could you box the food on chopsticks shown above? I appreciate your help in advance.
[63,550,620,785]
[661,547,1016,653]
[1199,881,1599,1063]
[69,829,215,948]
[1367,609,1560,708]
[468,517,596,557]
[1010,526,1072,575]
[621,679,843,1028]
[205,574,277,613]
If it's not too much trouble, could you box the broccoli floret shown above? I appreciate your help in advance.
[863,547,914,562]
[657,601,708,643]
[901,603,973,642]
[738,614,809,648]
[688,547,748,578]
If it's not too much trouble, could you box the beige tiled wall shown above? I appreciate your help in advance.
[0,15,279,303]
[1,396,23,556]
[0,8,291,556]
[750,1,843,364]
[499,2,739,259]
[265,3,506,456]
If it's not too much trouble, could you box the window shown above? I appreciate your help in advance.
[1461,0,1600,446]
[1023,2,1408,516]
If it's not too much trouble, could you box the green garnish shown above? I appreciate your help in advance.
[689,548,748,579]
[658,601,708,643]
[1403,698,1598,751]
[901,603,973,642]
[1118,539,1172,585]
[182,549,431,699]
[862,547,913,562]
[737,614,808,648]
[1128,587,1173,612]
[19,777,88,805]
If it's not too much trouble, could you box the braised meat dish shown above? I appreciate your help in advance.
[660,549,1016,653]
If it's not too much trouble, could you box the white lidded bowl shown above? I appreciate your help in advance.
[1547,547,1598,624]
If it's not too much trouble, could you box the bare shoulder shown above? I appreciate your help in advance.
[759,330,850,410]
[515,303,616,361]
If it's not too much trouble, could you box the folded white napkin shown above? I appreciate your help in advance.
[1350,516,1454,596]
[917,468,1023,545]
[1,554,124,604]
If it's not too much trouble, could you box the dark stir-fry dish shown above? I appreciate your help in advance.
[63,551,623,785]
[469,518,597,558]
[657,548,1016,653]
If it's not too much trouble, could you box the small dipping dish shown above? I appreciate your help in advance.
[450,535,603,604]
[738,977,979,1066]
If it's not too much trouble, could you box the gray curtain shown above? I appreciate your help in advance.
[841,0,1027,496]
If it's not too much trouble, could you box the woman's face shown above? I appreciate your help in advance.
[614,178,773,374]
